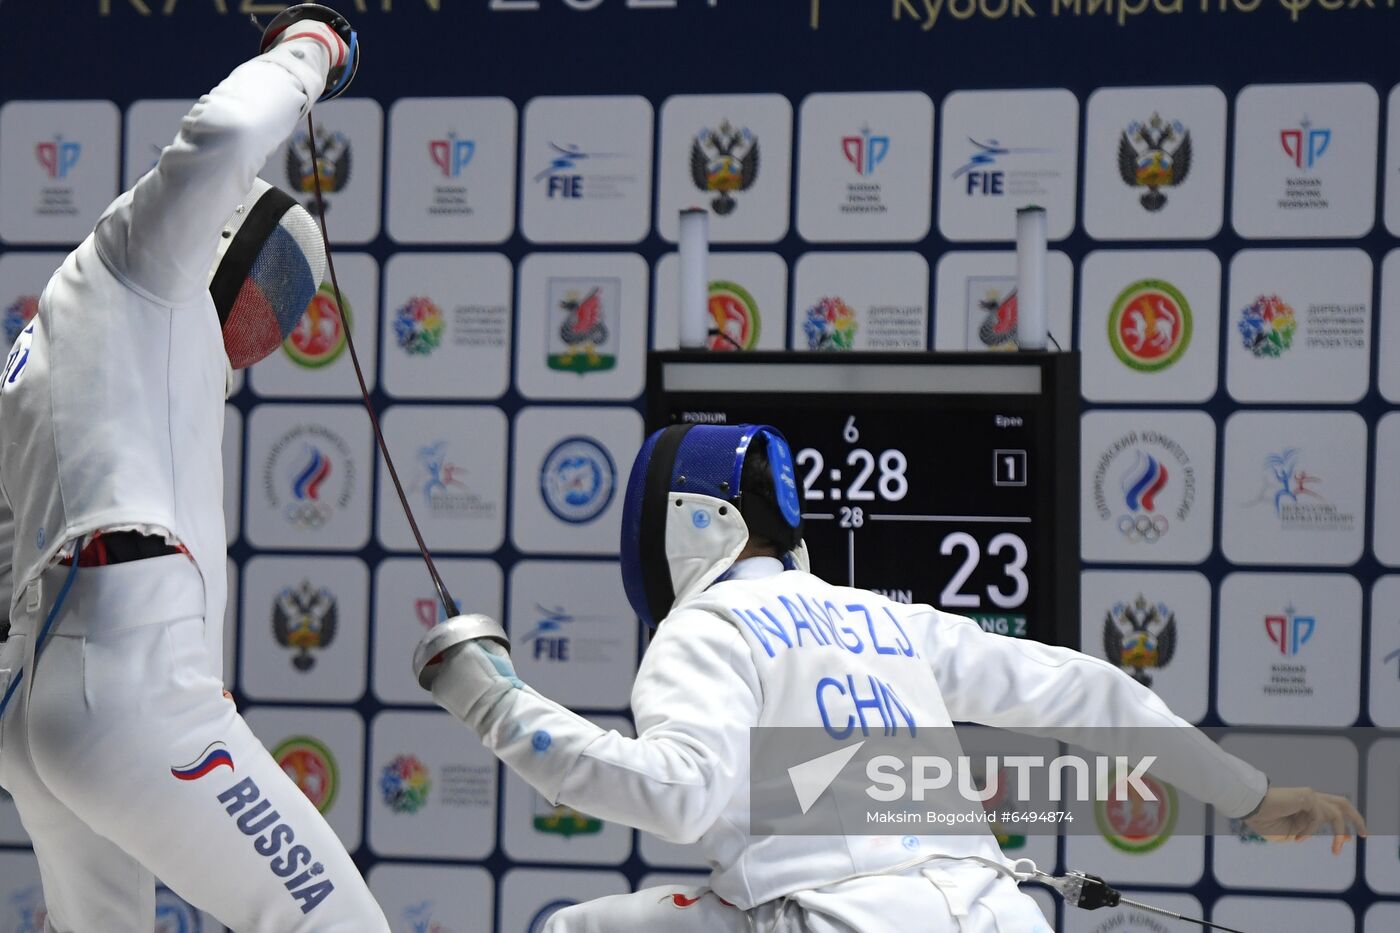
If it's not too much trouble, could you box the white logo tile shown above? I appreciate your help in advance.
[1082,87,1226,241]
[387,97,517,244]
[1078,249,1220,403]
[516,253,647,400]
[791,252,928,351]
[0,101,120,244]
[1225,249,1372,404]
[1080,410,1217,564]
[375,405,507,554]
[657,94,793,243]
[652,251,788,351]
[521,96,653,244]
[1215,573,1362,728]
[938,89,1078,242]
[933,251,1072,352]
[1232,83,1379,239]
[259,98,382,244]
[1220,411,1367,566]
[381,252,512,400]
[796,92,934,243]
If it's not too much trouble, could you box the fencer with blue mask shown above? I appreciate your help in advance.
[0,6,388,930]
[416,424,1362,932]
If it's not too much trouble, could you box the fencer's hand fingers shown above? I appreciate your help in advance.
[1328,808,1349,855]
[1335,796,1367,837]
[1289,810,1318,842]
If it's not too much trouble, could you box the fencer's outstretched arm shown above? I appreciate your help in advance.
[93,33,339,304]
[924,612,1267,817]
[430,610,758,845]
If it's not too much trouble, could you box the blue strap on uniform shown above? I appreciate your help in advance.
[0,541,82,722]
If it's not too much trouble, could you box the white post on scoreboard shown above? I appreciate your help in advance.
[679,207,710,350]
[1015,205,1049,351]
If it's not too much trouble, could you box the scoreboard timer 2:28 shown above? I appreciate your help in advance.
[647,352,1080,649]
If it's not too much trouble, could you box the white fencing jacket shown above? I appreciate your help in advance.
[0,43,328,662]
[477,557,1267,910]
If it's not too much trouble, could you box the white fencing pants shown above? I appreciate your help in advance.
[0,555,388,932]
[544,860,1054,933]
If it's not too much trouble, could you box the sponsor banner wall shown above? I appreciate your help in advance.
[0,4,1395,930]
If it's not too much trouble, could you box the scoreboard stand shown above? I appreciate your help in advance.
[646,351,1081,650]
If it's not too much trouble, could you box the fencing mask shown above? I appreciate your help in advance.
[621,424,807,628]
[208,178,327,369]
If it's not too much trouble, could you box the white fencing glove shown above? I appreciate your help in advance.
[268,21,349,79]
[413,614,519,732]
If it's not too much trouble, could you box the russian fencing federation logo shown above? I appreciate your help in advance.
[539,436,616,524]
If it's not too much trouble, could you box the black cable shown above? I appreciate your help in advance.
[305,115,457,620]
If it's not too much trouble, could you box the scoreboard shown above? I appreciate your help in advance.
[647,351,1081,649]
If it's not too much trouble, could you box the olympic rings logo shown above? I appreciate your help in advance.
[1117,513,1168,542]
[285,503,332,529]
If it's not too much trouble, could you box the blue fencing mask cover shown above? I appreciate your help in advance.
[621,424,806,628]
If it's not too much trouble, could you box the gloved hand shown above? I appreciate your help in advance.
[413,614,520,732]
[1242,786,1367,855]
[267,20,349,79]
[259,4,359,100]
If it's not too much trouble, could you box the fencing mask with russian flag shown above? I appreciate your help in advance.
[621,424,808,629]
[208,178,326,369]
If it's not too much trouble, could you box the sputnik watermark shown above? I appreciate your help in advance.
[864,754,1158,803]
[753,725,1376,838]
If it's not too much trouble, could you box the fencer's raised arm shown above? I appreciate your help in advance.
[430,610,757,845]
[925,612,1267,818]
[93,27,343,304]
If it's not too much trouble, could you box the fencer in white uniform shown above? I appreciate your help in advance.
[416,423,1364,932]
[0,15,388,932]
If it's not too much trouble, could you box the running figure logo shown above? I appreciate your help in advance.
[418,442,467,509]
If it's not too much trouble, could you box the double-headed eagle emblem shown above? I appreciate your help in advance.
[287,125,352,207]
[273,580,339,672]
[691,120,760,216]
[1117,113,1191,212]
[1103,594,1177,687]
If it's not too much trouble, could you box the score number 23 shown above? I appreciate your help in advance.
[939,531,1028,610]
